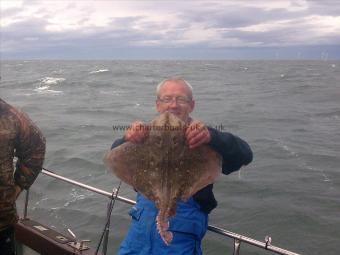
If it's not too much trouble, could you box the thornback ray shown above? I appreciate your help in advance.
[104,112,222,245]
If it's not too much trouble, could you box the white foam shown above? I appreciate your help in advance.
[45,90,63,94]
[34,87,63,94]
[35,85,50,91]
[40,77,65,85]
[277,140,299,157]
[63,189,91,207]
[52,69,64,74]
[34,77,65,94]
[90,69,109,74]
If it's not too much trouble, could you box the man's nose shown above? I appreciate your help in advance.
[168,99,179,107]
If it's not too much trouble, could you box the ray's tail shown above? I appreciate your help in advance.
[156,210,173,245]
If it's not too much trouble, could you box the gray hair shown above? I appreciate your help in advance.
[156,78,193,99]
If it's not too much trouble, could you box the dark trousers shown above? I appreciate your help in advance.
[0,226,16,255]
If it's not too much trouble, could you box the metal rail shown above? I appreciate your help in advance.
[35,169,301,255]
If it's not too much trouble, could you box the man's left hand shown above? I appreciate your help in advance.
[185,120,211,149]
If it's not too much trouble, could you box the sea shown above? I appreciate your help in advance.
[0,60,339,255]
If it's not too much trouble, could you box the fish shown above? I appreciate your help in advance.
[104,112,221,245]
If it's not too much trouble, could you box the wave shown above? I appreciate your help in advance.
[276,139,334,183]
[33,88,63,94]
[39,77,65,85]
[34,76,65,94]
[35,85,50,91]
[89,69,110,74]
[34,85,63,94]
[98,90,125,96]
[314,110,340,119]
[63,188,91,207]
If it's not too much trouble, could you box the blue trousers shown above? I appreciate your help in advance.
[118,193,208,255]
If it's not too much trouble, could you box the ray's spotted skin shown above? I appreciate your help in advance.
[105,112,221,245]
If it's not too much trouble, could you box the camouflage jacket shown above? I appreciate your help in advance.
[0,98,46,231]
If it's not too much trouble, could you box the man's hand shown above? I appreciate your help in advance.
[124,121,149,143]
[185,120,211,149]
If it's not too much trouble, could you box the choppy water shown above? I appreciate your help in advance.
[1,60,339,255]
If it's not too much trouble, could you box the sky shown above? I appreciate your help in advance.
[1,0,340,60]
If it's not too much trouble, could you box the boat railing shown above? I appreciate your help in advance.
[21,168,301,255]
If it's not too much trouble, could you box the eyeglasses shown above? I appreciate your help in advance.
[158,96,192,105]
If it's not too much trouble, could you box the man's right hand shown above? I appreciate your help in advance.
[124,121,149,143]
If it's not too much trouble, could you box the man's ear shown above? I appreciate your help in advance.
[188,100,195,113]
[156,99,161,113]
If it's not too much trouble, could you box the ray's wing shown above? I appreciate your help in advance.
[104,141,162,202]
[177,145,222,200]
[104,142,139,186]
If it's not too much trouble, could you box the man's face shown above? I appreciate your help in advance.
[156,81,195,123]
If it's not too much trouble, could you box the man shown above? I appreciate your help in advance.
[111,78,252,254]
[0,98,46,255]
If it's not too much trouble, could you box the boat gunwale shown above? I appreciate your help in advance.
[20,168,301,255]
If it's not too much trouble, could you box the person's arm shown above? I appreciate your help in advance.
[111,137,125,149]
[207,127,252,175]
[13,110,46,192]
[111,121,148,149]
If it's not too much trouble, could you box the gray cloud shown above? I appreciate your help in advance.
[307,0,340,15]
[1,15,164,56]
[179,6,306,29]
[1,1,339,59]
